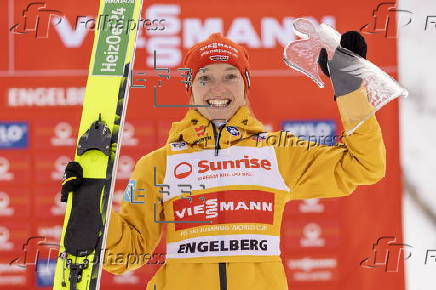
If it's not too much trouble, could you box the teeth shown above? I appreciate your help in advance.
[207,99,230,107]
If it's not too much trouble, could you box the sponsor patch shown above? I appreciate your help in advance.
[194,125,206,136]
[173,190,274,230]
[192,135,211,145]
[200,42,238,53]
[170,141,188,151]
[210,55,229,61]
[226,126,240,136]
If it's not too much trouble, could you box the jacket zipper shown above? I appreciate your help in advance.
[213,121,227,288]
[218,262,227,290]
[212,123,225,156]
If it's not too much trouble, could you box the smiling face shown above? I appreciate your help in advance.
[191,63,246,121]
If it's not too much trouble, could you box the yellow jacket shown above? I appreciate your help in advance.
[103,87,386,289]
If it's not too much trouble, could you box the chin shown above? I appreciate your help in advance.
[205,109,234,121]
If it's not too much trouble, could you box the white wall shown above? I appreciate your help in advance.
[398,0,436,289]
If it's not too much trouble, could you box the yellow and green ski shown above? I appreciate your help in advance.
[53,0,144,289]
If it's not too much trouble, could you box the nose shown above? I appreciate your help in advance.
[209,81,227,95]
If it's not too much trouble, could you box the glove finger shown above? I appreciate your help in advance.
[60,189,69,202]
[317,48,330,77]
[60,161,83,202]
[340,31,367,59]
[64,161,83,178]
[60,179,76,202]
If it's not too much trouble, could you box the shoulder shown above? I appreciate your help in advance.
[130,145,169,184]
[135,145,168,170]
[136,139,200,167]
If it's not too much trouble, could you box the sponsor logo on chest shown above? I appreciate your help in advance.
[197,155,271,174]
[166,234,281,259]
[164,146,288,201]
[178,238,268,254]
[172,190,274,230]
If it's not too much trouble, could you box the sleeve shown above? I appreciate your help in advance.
[103,149,166,274]
[275,86,386,200]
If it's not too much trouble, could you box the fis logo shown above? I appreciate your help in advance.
[0,122,28,149]
[170,141,188,151]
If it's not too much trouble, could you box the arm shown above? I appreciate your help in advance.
[103,149,166,274]
[275,86,386,200]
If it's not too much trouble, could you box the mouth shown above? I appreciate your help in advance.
[206,99,232,108]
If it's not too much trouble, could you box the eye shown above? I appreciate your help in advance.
[197,75,210,84]
[225,73,239,80]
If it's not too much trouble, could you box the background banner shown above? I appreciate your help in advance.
[0,0,404,289]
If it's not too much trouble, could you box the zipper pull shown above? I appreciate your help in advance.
[214,125,226,156]
[211,120,226,156]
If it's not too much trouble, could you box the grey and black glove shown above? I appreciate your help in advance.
[60,161,104,256]
[60,161,83,202]
[318,31,367,98]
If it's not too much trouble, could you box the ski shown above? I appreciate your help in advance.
[53,0,144,289]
